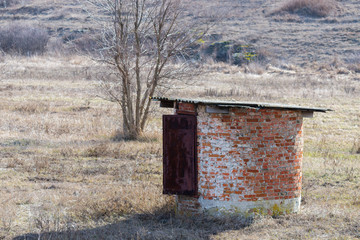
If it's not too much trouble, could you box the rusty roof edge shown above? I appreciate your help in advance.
[151,97,332,112]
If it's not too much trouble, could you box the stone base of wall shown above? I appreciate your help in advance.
[176,195,201,216]
[199,197,301,217]
[176,195,301,217]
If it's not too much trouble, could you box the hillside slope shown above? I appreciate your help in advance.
[0,0,359,66]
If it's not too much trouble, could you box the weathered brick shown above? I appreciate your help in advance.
[176,105,304,216]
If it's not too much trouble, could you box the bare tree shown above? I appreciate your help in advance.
[87,0,209,139]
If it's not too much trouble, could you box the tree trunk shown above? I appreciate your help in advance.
[123,118,142,140]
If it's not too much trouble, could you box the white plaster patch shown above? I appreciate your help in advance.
[209,136,233,153]
[198,197,301,216]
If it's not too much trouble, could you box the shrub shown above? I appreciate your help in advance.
[344,51,360,73]
[203,41,272,66]
[46,37,67,56]
[272,0,338,18]
[0,23,49,56]
[0,0,19,8]
[72,33,101,54]
[246,62,266,75]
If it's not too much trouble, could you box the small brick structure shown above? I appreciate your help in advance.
[153,97,329,217]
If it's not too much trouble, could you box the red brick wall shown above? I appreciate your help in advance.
[197,106,303,202]
[177,102,196,114]
[176,195,201,215]
[175,104,304,215]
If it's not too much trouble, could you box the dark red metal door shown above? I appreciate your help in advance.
[163,115,197,195]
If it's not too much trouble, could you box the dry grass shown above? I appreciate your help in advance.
[0,2,360,239]
[0,55,359,239]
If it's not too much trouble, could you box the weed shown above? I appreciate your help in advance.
[111,129,160,143]
[351,140,360,154]
[345,51,360,73]
[272,13,302,22]
[59,146,78,158]
[12,102,49,114]
[0,201,15,234]
[344,167,356,181]
[33,156,50,173]
[5,157,24,168]
[348,63,360,73]
[71,184,167,222]
[83,143,110,158]
[344,83,356,95]
[75,194,134,221]
[245,62,266,75]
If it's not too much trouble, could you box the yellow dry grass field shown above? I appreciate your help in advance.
[0,55,359,239]
[0,0,359,239]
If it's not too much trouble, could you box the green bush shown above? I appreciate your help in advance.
[204,41,271,66]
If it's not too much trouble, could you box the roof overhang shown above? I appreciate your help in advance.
[151,97,332,113]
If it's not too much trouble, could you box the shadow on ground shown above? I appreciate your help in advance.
[13,206,252,240]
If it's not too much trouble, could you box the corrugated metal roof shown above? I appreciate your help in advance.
[151,97,331,112]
